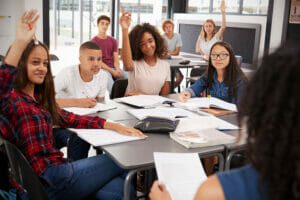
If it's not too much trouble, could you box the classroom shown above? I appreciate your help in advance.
[0,0,299,200]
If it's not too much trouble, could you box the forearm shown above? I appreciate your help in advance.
[56,98,83,108]
[159,81,170,96]
[169,47,180,56]
[101,62,115,74]
[4,39,29,67]
[113,53,120,69]
[121,28,134,71]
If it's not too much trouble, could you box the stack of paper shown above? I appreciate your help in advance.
[119,95,175,108]
[69,128,145,146]
[170,128,236,149]
[63,103,117,115]
[154,153,207,200]
[175,97,237,112]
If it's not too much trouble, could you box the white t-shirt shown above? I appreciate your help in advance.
[197,34,221,55]
[162,33,182,52]
[54,65,108,99]
[126,58,171,95]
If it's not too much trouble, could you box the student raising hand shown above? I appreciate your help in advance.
[120,12,131,30]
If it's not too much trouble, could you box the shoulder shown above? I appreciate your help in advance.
[108,36,117,43]
[55,66,77,79]
[194,175,225,200]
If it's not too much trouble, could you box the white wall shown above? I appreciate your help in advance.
[0,0,43,55]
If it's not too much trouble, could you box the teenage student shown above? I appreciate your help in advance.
[195,0,226,60]
[54,41,108,108]
[120,12,170,96]
[91,15,126,94]
[162,19,184,89]
[0,10,144,200]
[150,45,300,200]
[179,41,247,105]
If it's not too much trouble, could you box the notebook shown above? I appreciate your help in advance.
[63,102,117,115]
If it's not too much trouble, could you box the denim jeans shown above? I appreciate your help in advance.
[41,154,135,200]
[53,128,90,161]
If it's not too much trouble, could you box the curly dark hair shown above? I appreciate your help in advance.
[206,41,247,102]
[238,46,300,199]
[14,40,60,124]
[129,23,167,60]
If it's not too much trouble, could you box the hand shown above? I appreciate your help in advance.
[104,122,146,138]
[203,54,209,61]
[16,9,39,43]
[149,181,172,200]
[112,68,123,79]
[178,91,191,102]
[77,98,97,108]
[120,12,131,30]
[220,0,226,13]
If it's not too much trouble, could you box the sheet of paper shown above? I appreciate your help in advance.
[69,129,144,146]
[210,97,237,112]
[127,107,200,120]
[64,103,117,115]
[119,95,173,108]
[174,117,218,132]
[154,152,207,200]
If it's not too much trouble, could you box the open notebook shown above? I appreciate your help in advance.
[175,97,237,112]
[154,152,207,200]
[69,128,146,146]
[63,102,117,116]
[118,95,175,108]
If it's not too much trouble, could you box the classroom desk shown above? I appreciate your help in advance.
[165,54,208,93]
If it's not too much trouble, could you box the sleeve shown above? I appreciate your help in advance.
[0,64,17,97]
[176,33,183,48]
[58,109,106,129]
[112,37,118,53]
[235,79,247,106]
[188,76,206,97]
[54,68,69,98]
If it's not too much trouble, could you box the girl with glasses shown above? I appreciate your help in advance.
[179,41,247,106]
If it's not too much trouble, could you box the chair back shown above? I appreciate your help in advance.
[235,55,243,67]
[110,79,128,99]
[0,137,49,200]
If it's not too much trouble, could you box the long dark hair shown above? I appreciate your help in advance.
[206,41,246,102]
[14,40,59,124]
[129,23,167,60]
[238,46,300,199]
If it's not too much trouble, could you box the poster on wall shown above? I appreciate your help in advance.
[290,0,300,24]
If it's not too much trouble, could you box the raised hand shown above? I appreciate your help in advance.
[220,0,226,13]
[120,12,132,30]
[16,9,39,43]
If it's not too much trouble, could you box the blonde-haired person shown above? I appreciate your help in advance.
[195,0,226,60]
[162,19,183,89]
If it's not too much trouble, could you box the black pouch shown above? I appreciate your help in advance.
[134,116,179,133]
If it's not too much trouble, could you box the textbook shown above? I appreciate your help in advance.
[170,128,236,149]
[69,128,146,146]
[154,152,207,200]
[63,102,117,116]
[175,97,237,112]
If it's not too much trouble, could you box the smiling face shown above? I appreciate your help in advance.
[139,32,156,58]
[26,46,49,85]
[210,44,230,72]
[79,48,102,75]
[97,19,110,34]
[203,21,215,36]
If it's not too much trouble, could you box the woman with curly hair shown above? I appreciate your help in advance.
[150,46,300,200]
[120,12,170,96]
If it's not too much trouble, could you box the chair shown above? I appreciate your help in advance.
[110,79,128,99]
[50,54,59,61]
[0,137,49,200]
[235,55,243,67]
[185,67,206,87]
[0,54,4,63]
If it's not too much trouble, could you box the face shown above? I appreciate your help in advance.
[139,32,156,57]
[164,23,174,35]
[26,46,48,85]
[79,49,102,75]
[203,22,215,35]
[210,45,230,71]
[97,19,110,33]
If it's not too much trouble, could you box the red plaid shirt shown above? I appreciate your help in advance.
[0,64,106,176]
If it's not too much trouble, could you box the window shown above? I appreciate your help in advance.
[188,0,210,13]
[213,0,240,13]
[242,0,269,15]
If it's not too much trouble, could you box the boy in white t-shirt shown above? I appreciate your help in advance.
[54,41,108,108]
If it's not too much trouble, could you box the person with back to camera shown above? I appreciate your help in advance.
[120,12,171,96]
[150,45,300,200]
[180,41,247,106]
[195,0,226,61]
[0,9,145,200]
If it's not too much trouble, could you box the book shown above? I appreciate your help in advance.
[170,128,236,149]
[118,95,175,108]
[63,102,117,116]
[154,152,207,200]
[175,97,237,112]
[69,128,146,146]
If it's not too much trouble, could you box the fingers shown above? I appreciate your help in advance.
[126,128,146,138]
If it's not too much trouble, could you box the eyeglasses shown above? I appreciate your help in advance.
[210,53,229,60]
[87,56,102,62]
